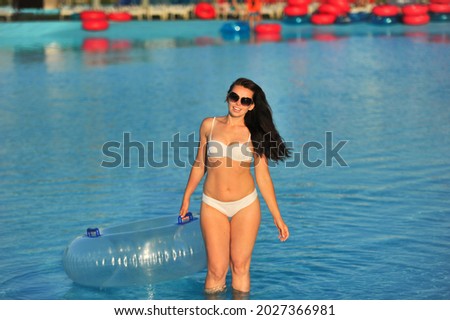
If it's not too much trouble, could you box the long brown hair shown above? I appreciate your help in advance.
[227,78,291,162]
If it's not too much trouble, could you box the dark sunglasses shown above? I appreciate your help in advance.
[227,92,253,107]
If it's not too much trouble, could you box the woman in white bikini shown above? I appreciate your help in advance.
[179,78,290,296]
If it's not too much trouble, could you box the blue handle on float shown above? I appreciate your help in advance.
[86,227,101,238]
[178,212,194,225]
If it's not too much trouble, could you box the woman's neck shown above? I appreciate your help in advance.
[226,114,246,126]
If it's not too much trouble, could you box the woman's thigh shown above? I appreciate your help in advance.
[200,202,231,269]
[230,199,261,267]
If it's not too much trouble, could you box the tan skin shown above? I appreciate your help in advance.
[180,85,289,293]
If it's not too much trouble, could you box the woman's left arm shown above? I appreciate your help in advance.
[254,155,290,242]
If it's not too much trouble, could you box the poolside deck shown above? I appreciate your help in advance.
[1,3,291,22]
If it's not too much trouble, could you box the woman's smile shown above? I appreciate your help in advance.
[232,105,242,112]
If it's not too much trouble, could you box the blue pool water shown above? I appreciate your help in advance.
[0,20,449,300]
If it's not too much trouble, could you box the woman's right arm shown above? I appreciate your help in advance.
[179,118,211,216]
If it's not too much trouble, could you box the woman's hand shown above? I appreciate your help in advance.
[179,199,190,217]
[274,217,289,242]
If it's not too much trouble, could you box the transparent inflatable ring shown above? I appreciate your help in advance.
[63,212,206,288]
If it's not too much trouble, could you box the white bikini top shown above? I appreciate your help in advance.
[207,117,253,162]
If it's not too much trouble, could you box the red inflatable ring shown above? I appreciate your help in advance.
[318,4,342,16]
[403,14,430,25]
[284,5,308,17]
[194,3,216,19]
[311,13,337,25]
[108,12,132,22]
[429,3,450,13]
[82,20,109,32]
[372,5,400,17]
[402,5,428,16]
[80,10,107,21]
[287,0,311,6]
[255,23,282,34]
[430,0,450,3]
[326,0,351,14]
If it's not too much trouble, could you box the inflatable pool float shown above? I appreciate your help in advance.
[63,213,206,288]
[82,20,109,32]
[403,14,430,25]
[429,12,450,21]
[372,4,400,17]
[283,5,308,17]
[401,4,430,25]
[282,5,309,24]
[318,3,344,16]
[80,10,109,31]
[429,3,450,13]
[254,23,282,35]
[287,0,311,6]
[311,13,337,25]
[194,3,216,19]
[220,21,251,34]
[254,23,282,42]
[429,2,450,22]
[220,21,251,41]
[348,11,371,23]
[108,12,132,22]
[327,0,351,14]
[371,5,400,25]
[80,10,107,21]
[283,15,309,24]
[402,4,429,16]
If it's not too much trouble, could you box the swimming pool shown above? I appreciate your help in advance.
[0,20,449,300]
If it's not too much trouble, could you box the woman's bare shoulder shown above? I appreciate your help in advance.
[198,117,215,137]
[200,117,215,128]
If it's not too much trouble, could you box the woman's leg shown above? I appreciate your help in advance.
[200,202,231,292]
[229,199,261,292]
